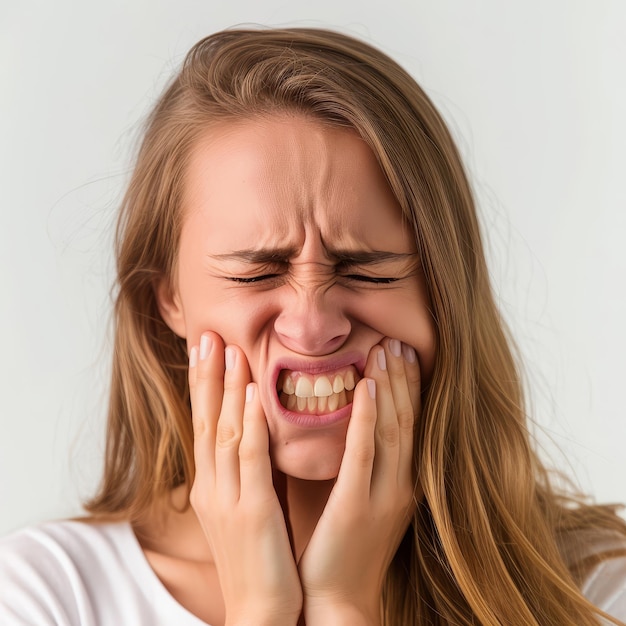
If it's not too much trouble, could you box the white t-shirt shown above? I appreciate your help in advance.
[0,521,207,625]
[1,520,625,625]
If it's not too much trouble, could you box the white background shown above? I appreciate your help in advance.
[1,1,624,535]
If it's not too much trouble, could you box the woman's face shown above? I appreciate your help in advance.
[160,115,436,480]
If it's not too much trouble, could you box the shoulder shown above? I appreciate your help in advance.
[0,519,139,585]
[582,553,626,622]
[0,520,136,625]
[563,528,626,622]
[0,520,207,625]
[0,518,135,559]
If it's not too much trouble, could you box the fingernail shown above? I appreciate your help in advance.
[389,338,401,357]
[245,383,255,403]
[225,346,236,371]
[402,343,417,364]
[366,378,376,399]
[200,335,213,360]
[189,346,198,368]
[377,348,387,371]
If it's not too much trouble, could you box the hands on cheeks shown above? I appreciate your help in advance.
[188,334,421,626]
[188,334,302,625]
[298,339,421,624]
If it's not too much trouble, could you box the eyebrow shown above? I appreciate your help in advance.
[209,247,418,264]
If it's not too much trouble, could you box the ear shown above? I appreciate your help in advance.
[154,277,187,338]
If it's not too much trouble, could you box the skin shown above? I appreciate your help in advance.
[150,115,437,625]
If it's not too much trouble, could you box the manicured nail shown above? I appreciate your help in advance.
[366,378,376,399]
[245,383,255,403]
[189,346,198,368]
[377,348,387,371]
[389,339,401,357]
[200,335,213,360]
[402,343,417,364]
[225,346,236,371]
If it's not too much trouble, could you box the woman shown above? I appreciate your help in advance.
[1,27,625,625]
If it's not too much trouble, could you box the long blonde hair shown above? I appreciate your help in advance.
[86,28,626,624]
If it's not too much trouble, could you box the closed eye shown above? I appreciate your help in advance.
[342,274,399,284]
[226,274,281,283]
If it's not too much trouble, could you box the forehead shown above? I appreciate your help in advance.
[181,115,414,253]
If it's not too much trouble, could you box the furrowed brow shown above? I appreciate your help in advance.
[210,247,299,263]
[209,247,418,265]
[328,250,419,265]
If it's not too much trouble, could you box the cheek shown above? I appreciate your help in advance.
[182,287,277,349]
[409,313,437,383]
[351,289,436,380]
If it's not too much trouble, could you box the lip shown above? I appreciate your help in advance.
[270,351,364,428]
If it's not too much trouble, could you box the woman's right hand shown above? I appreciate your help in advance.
[188,331,302,626]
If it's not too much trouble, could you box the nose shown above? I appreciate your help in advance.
[273,285,351,355]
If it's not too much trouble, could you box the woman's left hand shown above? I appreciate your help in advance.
[298,338,422,625]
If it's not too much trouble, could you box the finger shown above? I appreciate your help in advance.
[190,332,226,486]
[400,342,421,482]
[364,346,400,493]
[381,338,416,483]
[333,377,377,502]
[238,383,275,505]
[214,344,249,503]
[188,346,198,388]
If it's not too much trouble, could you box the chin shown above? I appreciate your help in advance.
[271,438,345,480]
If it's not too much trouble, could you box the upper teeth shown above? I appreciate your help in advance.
[282,370,356,398]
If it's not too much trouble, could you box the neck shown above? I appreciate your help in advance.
[283,475,335,560]
[134,477,335,563]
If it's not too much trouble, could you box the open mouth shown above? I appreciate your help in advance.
[276,366,359,415]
